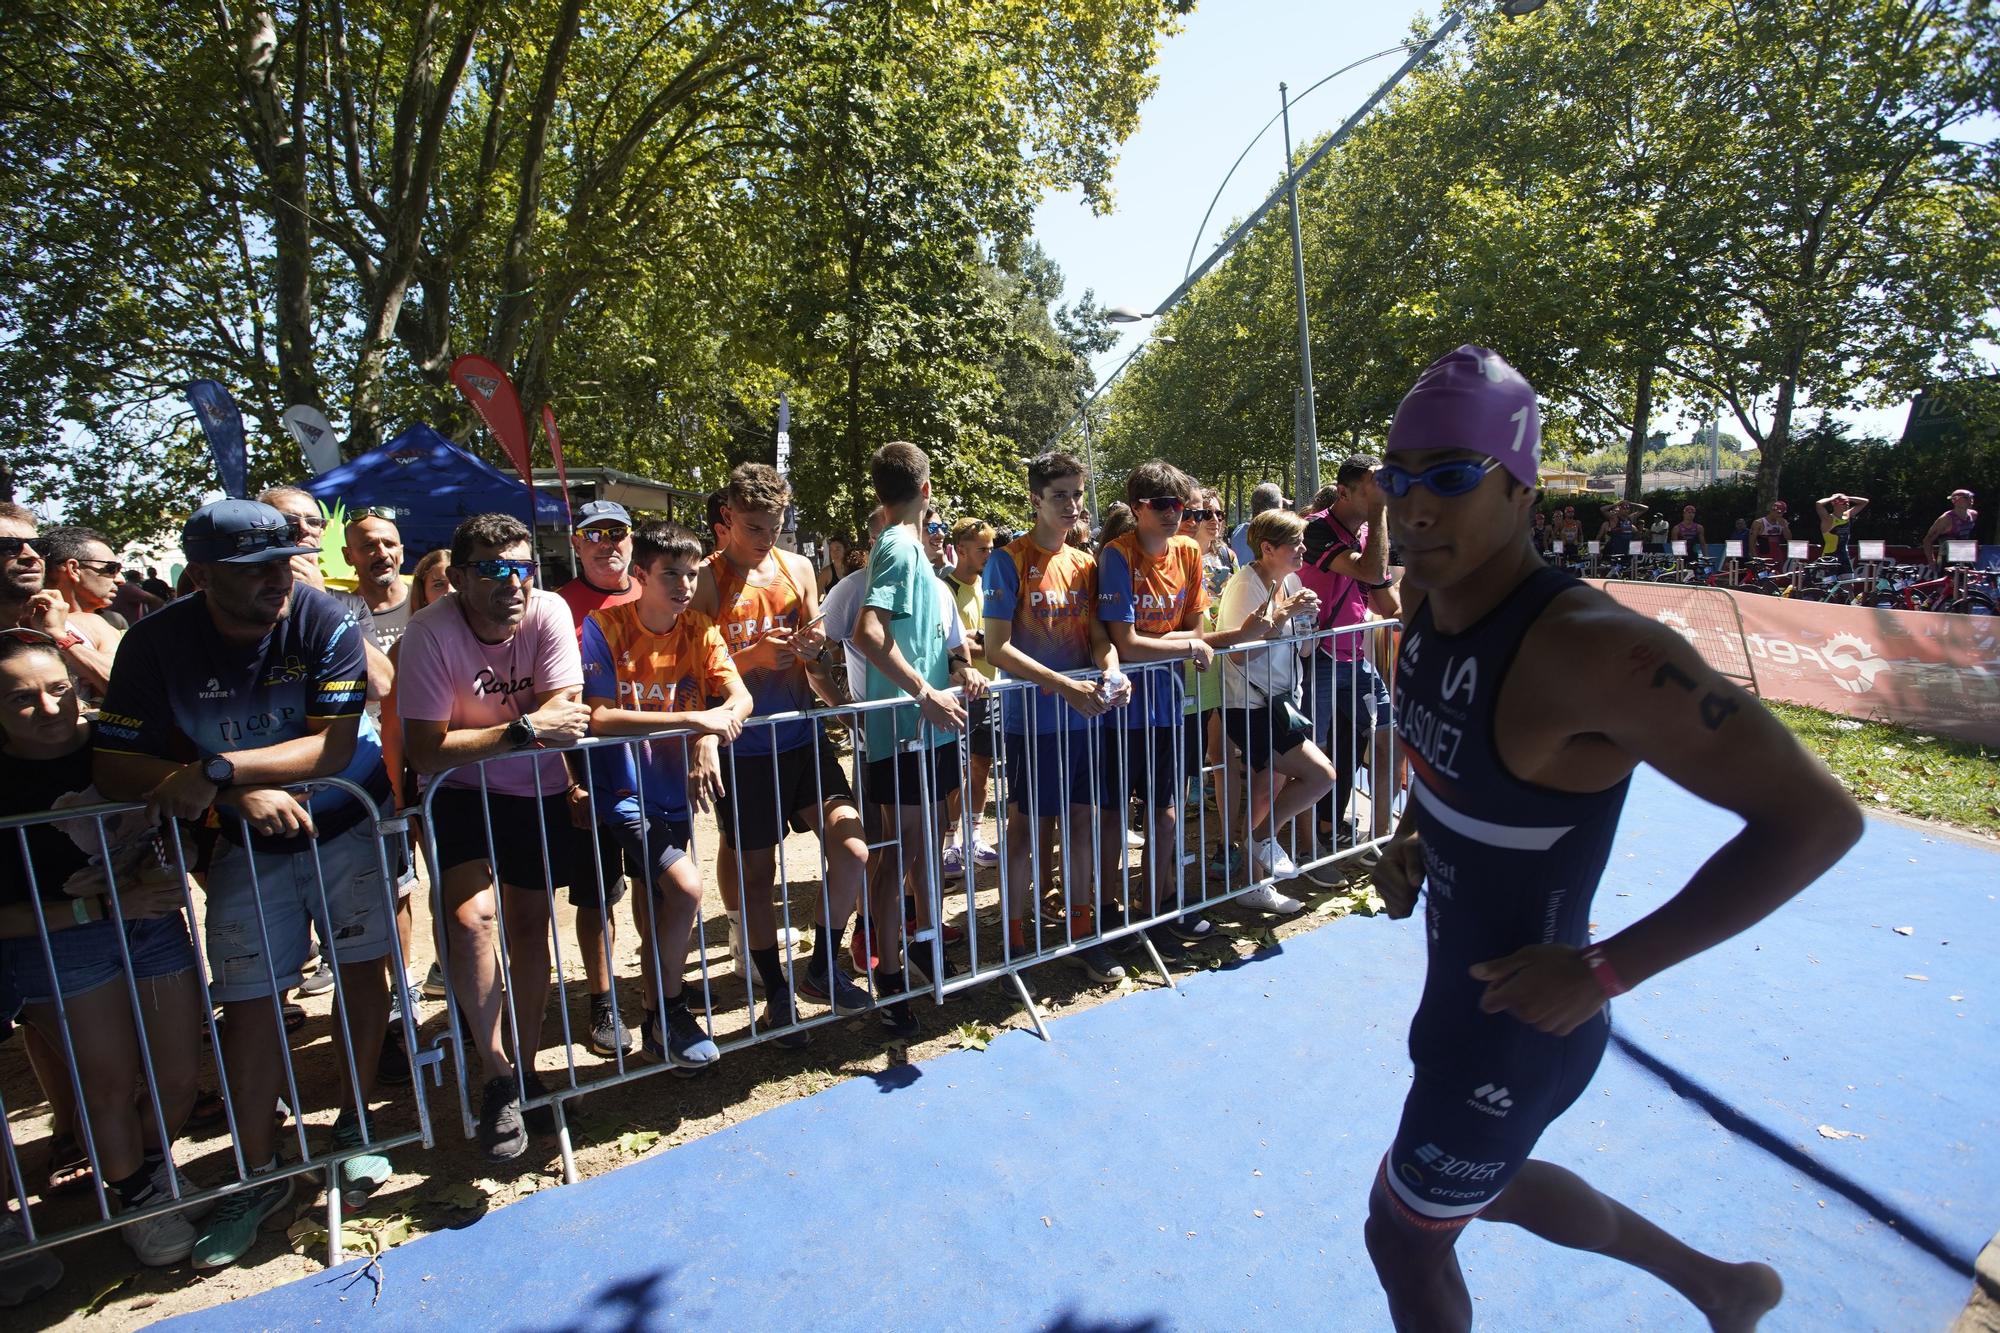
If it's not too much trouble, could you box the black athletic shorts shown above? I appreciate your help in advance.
[966,694,998,760]
[1222,700,1311,772]
[429,787,627,908]
[860,740,963,810]
[715,736,856,851]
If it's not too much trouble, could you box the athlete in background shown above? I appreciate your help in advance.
[1363,346,1862,1332]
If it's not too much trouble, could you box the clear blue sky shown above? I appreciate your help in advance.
[1028,0,1929,445]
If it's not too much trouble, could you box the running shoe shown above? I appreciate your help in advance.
[377,1023,411,1086]
[797,963,871,1016]
[1207,846,1243,881]
[190,1173,295,1270]
[1237,883,1303,916]
[147,1157,214,1222]
[904,912,967,947]
[1303,860,1354,889]
[972,839,1001,867]
[661,1007,720,1071]
[761,985,813,1050]
[421,961,448,1000]
[1158,911,1215,942]
[941,844,967,879]
[297,959,335,996]
[0,1210,62,1308]
[878,999,919,1039]
[1124,828,1145,850]
[1076,941,1127,984]
[331,1110,391,1208]
[119,1193,195,1268]
[477,1075,527,1162]
[586,997,631,1059]
[848,924,883,975]
[1253,838,1299,881]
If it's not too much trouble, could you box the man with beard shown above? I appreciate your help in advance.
[95,499,398,1267]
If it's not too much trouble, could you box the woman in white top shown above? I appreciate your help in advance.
[1215,510,1339,905]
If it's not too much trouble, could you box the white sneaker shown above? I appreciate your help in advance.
[1125,828,1145,850]
[941,844,966,879]
[150,1158,214,1221]
[1237,883,1303,915]
[121,1198,197,1267]
[1256,838,1298,880]
[972,839,1001,867]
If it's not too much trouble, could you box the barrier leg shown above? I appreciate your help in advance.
[1007,969,1049,1042]
[327,1165,345,1267]
[1137,933,1176,990]
[553,1098,580,1186]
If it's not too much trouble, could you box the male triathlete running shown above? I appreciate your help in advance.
[1364,346,1863,1331]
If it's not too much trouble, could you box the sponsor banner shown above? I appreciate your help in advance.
[1593,581,2000,745]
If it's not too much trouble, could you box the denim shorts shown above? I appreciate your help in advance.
[203,821,393,1003]
[0,912,197,1006]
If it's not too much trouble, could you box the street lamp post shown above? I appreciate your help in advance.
[1279,82,1321,504]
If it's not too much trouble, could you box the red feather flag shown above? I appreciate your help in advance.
[449,355,534,485]
[541,403,575,529]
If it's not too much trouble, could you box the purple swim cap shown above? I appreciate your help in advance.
[1386,345,1541,489]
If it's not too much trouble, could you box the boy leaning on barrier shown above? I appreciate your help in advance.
[580,522,748,1070]
[95,499,399,1269]
[396,512,595,1163]
[980,450,1130,984]
[1093,459,1216,944]
[850,442,987,1037]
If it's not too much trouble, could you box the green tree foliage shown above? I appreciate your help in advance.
[0,0,1186,541]
[1096,0,2000,513]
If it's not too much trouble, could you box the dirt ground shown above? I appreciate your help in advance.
[2,789,1385,1331]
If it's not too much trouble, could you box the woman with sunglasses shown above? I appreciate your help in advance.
[817,535,853,598]
[0,629,207,1267]
[1362,345,1847,1332]
[1178,490,1235,864]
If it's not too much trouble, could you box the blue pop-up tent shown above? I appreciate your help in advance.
[301,423,569,570]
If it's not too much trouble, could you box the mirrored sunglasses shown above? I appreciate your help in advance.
[459,557,536,583]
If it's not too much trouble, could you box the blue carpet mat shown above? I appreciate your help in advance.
[166,768,1996,1331]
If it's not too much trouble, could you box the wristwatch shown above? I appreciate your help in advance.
[202,754,235,786]
[504,716,538,750]
[51,628,86,651]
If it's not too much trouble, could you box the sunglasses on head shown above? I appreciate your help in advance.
[1137,496,1185,515]
[579,524,629,545]
[459,557,536,583]
[1374,456,1503,500]
[0,536,49,560]
[351,505,398,523]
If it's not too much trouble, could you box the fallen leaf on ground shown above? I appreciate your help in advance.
[83,1275,132,1316]
[617,1129,663,1156]
[1893,926,1914,936]
[954,1022,995,1051]
[429,1182,487,1210]
[1817,1125,1867,1141]
[1906,974,1930,981]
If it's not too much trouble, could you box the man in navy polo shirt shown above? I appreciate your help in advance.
[95,499,400,1271]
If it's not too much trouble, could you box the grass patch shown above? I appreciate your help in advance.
[1764,700,2000,839]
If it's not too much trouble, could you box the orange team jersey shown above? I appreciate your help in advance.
[1096,530,1209,728]
[579,602,739,821]
[708,550,815,754]
[982,536,1098,732]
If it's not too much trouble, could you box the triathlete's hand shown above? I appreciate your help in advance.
[1469,944,1606,1036]
[1371,834,1424,919]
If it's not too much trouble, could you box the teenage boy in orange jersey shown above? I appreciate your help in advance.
[981,451,1132,984]
[693,464,869,1043]
[581,522,751,1070]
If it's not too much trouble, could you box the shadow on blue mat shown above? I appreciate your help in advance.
[509,1267,676,1332]
[1613,1034,1974,1279]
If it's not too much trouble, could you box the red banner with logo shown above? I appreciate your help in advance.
[541,403,574,529]
[448,355,533,484]
[1592,581,2000,745]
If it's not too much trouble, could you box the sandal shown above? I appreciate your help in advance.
[45,1131,91,1194]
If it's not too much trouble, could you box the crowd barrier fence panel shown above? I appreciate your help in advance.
[0,776,438,1267]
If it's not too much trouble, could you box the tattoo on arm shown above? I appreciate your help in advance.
[1647,657,1740,731]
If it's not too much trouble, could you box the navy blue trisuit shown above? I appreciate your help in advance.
[1381,565,1631,1230]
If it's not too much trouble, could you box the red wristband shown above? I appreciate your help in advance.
[1579,945,1628,999]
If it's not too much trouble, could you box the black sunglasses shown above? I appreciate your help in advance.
[1137,496,1185,514]
[74,557,122,578]
[0,536,49,560]
[350,505,398,523]
[1184,508,1218,522]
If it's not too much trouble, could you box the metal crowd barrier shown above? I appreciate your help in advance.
[0,776,436,1267]
[0,620,1400,1283]
[409,618,1401,1177]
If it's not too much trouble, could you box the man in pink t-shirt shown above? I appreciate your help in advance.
[397,513,600,1163]
[1300,455,1399,864]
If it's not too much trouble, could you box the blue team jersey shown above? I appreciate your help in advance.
[96,585,389,851]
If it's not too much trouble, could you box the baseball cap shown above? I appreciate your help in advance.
[1385,345,1541,488]
[182,499,315,564]
[575,500,631,528]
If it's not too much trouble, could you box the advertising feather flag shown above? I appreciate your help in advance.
[186,379,248,498]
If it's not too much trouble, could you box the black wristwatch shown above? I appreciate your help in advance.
[504,716,538,750]
[202,754,235,786]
